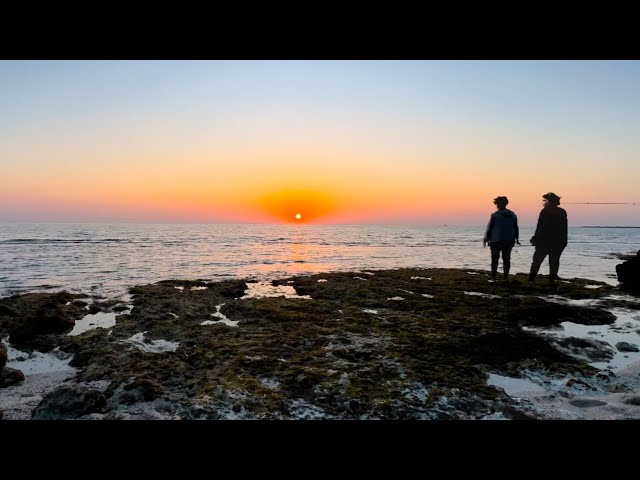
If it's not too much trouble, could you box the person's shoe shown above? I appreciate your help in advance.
[548,274,561,282]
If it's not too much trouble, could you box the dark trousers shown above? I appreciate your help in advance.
[489,241,515,278]
[530,244,566,279]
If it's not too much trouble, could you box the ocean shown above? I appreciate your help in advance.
[1,223,639,300]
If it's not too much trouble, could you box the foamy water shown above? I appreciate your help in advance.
[1,223,638,300]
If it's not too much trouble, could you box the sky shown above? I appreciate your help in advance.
[1,60,639,226]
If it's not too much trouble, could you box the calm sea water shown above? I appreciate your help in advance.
[1,223,638,300]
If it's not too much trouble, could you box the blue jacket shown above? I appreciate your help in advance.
[485,209,519,243]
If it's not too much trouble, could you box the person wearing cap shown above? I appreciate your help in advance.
[483,196,520,282]
[529,192,568,283]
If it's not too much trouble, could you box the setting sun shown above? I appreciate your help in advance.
[256,189,335,223]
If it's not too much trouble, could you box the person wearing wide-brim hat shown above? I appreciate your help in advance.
[529,192,568,283]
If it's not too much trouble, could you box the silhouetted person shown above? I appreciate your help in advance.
[484,196,520,282]
[529,192,568,283]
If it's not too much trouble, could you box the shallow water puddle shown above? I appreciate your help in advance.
[487,373,546,396]
[69,311,116,336]
[525,308,640,371]
[5,341,75,375]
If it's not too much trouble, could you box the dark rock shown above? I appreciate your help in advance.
[1,292,87,351]
[594,371,613,382]
[349,400,363,414]
[566,378,597,390]
[616,342,640,352]
[554,337,615,362]
[605,383,630,393]
[0,342,7,368]
[32,386,108,419]
[505,298,616,327]
[21,334,61,353]
[112,305,129,312]
[570,398,608,408]
[616,250,640,286]
[9,302,75,344]
[614,252,637,261]
[219,281,248,299]
[122,377,164,402]
[87,304,101,315]
[623,396,640,406]
[0,367,25,388]
[119,392,137,405]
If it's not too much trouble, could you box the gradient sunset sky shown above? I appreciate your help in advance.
[1,60,639,226]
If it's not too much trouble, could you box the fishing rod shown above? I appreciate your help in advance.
[564,202,639,205]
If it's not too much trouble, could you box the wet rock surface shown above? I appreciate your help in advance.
[0,292,88,352]
[0,367,25,387]
[0,269,637,419]
[616,250,640,289]
[32,385,108,419]
[551,337,615,363]
[616,342,640,352]
[569,398,608,408]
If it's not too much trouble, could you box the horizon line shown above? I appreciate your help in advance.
[2,220,640,228]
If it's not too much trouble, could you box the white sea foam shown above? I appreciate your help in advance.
[241,281,311,299]
[201,303,239,327]
[464,291,501,299]
[121,332,179,353]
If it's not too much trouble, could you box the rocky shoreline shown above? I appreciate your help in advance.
[1,268,640,420]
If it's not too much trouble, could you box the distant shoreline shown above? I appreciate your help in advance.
[579,226,640,229]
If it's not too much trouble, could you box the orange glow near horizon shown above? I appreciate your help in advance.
[3,61,640,227]
[2,160,602,225]
[257,189,335,223]
[2,138,637,225]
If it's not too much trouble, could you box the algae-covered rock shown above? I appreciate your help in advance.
[2,268,628,419]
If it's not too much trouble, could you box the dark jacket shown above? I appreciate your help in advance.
[484,209,519,243]
[531,206,567,247]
